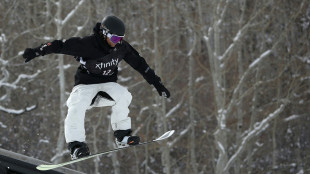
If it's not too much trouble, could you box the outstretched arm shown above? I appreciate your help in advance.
[123,41,170,98]
[22,37,92,62]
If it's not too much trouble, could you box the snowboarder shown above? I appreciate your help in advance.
[22,15,170,160]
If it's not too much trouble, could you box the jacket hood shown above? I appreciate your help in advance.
[93,23,102,35]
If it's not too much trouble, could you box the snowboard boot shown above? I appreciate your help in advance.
[114,129,140,148]
[68,141,90,160]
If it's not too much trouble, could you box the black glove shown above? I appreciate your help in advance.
[153,81,170,98]
[23,48,41,62]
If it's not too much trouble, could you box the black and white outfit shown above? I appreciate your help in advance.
[23,16,170,159]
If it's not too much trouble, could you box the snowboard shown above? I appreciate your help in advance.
[36,130,175,171]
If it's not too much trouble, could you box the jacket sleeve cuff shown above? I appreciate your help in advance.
[33,47,45,56]
[142,67,161,85]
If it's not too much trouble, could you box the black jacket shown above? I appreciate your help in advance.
[38,23,160,86]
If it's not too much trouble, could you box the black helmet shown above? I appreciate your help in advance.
[101,15,125,36]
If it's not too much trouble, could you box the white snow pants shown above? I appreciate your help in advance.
[65,82,132,143]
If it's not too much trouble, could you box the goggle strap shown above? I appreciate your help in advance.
[102,28,109,35]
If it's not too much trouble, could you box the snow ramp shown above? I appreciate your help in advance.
[0,148,85,174]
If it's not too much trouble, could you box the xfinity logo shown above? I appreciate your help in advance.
[95,58,119,70]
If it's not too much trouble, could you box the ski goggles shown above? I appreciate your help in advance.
[106,32,124,44]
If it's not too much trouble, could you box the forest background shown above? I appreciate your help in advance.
[0,0,309,174]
